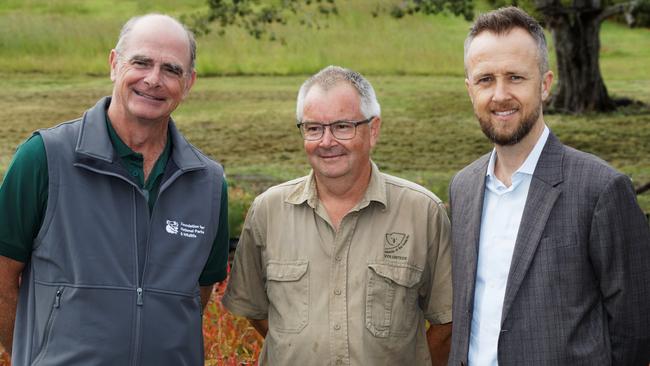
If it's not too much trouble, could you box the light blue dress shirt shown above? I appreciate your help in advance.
[468,126,550,366]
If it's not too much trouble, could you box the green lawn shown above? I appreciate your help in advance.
[0,0,649,219]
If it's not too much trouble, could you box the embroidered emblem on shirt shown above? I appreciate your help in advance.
[165,219,206,238]
[384,232,409,254]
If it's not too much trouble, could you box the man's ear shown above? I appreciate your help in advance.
[109,49,118,82]
[465,78,474,104]
[541,70,554,101]
[369,116,381,148]
[183,69,197,98]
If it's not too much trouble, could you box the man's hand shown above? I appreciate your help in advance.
[248,319,268,338]
[427,322,452,366]
[200,285,215,311]
[0,256,25,355]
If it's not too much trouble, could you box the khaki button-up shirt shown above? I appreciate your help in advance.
[223,163,452,365]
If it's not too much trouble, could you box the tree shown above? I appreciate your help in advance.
[509,0,644,113]
[195,0,648,114]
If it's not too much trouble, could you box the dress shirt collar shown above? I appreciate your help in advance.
[486,125,550,179]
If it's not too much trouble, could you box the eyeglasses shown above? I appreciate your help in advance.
[296,117,374,141]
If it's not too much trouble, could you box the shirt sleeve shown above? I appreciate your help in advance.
[0,134,48,262]
[198,178,230,286]
[421,201,453,324]
[221,197,269,319]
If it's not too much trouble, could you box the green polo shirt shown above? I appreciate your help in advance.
[0,118,229,286]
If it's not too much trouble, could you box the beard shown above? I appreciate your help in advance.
[477,102,541,146]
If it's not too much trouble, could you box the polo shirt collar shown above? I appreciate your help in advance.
[285,161,388,210]
[75,96,205,172]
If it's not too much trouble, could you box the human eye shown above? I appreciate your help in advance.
[476,76,493,84]
[130,57,150,68]
[163,64,184,77]
[333,122,354,132]
[510,75,524,82]
[303,123,323,134]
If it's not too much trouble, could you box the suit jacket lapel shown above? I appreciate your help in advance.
[461,158,489,312]
[501,133,565,325]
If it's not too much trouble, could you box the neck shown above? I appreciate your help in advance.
[107,106,169,181]
[493,121,545,187]
[315,162,372,230]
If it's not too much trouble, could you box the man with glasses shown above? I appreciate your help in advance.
[223,65,453,365]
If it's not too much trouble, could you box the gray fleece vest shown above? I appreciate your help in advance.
[12,97,224,366]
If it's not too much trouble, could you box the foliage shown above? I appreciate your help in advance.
[184,0,338,41]
[203,272,264,364]
[228,186,256,239]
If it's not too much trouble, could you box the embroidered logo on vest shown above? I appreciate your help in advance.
[166,220,179,234]
[166,219,206,238]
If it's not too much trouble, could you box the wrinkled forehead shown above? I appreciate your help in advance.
[121,17,192,67]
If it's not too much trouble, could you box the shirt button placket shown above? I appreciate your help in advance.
[328,215,357,366]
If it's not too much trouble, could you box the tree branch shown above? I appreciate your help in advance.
[636,181,650,195]
[597,1,638,24]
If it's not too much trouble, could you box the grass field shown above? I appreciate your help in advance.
[0,1,649,364]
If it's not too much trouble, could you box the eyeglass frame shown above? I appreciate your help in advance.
[296,116,375,141]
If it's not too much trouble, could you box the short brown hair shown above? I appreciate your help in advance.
[464,6,549,74]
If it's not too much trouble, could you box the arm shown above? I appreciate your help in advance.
[427,322,452,366]
[200,285,214,311]
[0,256,25,355]
[589,175,650,365]
[248,318,268,338]
[198,179,229,308]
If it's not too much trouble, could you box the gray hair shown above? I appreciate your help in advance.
[464,6,549,75]
[296,65,381,121]
[115,13,197,71]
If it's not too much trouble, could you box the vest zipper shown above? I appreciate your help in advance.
[137,287,143,306]
[131,188,144,366]
[32,286,65,365]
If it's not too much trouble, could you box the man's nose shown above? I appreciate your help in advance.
[492,79,511,102]
[143,67,162,87]
[318,125,337,146]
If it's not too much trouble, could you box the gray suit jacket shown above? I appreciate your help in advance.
[448,132,650,365]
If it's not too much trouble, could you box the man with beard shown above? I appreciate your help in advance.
[223,65,453,365]
[448,6,650,366]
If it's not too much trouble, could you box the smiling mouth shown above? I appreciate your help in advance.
[134,89,165,101]
[493,109,517,116]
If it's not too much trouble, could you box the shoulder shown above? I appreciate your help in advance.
[450,153,490,190]
[555,144,627,201]
[561,144,621,181]
[381,172,444,205]
[380,173,449,217]
[255,176,308,205]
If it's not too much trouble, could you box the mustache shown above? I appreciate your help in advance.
[489,102,519,110]
[315,146,347,157]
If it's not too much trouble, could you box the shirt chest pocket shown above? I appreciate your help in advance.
[365,263,423,337]
[266,260,309,333]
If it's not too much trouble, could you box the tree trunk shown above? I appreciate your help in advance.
[541,8,617,113]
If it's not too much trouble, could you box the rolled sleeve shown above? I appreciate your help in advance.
[422,201,453,324]
[221,199,269,320]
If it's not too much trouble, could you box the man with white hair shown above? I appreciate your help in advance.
[223,65,452,365]
[0,14,229,365]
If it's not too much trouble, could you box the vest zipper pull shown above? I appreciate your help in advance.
[137,287,143,306]
[54,290,62,308]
